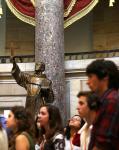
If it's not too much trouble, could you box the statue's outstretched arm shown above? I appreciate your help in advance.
[11,57,30,89]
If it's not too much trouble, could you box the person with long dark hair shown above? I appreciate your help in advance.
[6,106,35,150]
[64,115,84,150]
[37,104,65,150]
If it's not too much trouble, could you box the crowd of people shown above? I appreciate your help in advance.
[0,59,119,150]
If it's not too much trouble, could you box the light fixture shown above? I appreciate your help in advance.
[0,0,3,18]
[109,0,115,7]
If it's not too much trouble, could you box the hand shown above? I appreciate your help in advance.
[10,44,15,63]
[10,56,15,63]
[10,42,15,57]
[11,49,14,57]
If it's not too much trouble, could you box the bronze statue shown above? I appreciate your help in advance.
[11,56,54,116]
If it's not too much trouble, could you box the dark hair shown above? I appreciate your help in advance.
[11,106,35,136]
[65,115,84,140]
[77,91,100,110]
[86,59,119,90]
[35,116,40,138]
[40,104,64,140]
[9,106,35,149]
[35,116,43,145]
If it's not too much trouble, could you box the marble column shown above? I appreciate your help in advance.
[0,0,6,55]
[35,0,66,123]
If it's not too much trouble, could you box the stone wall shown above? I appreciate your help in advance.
[65,2,119,52]
[65,13,93,53]
[5,7,35,56]
[93,2,119,50]
[0,0,6,55]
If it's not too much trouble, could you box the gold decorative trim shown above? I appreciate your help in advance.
[64,0,98,28]
[5,0,35,26]
[64,0,77,17]
[30,0,35,7]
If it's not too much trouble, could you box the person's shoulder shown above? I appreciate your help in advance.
[107,89,118,97]
[52,132,64,142]
[107,89,119,103]
[52,133,65,149]
[16,134,29,142]
[55,133,64,139]
[15,134,30,149]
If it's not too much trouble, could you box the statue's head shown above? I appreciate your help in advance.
[35,62,45,72]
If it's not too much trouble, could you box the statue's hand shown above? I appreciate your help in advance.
[10,56,15,63]
[10,44,16,63]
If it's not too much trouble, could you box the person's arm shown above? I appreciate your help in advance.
[15,135,30,150]
[10,47,30,88]
[11,57,30,88]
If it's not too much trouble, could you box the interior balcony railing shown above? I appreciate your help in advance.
[0,49,119,63]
